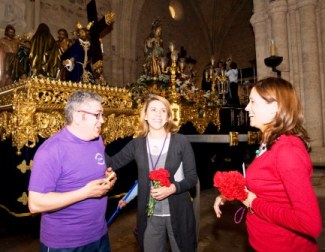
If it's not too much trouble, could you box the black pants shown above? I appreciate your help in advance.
[229,82,240,106]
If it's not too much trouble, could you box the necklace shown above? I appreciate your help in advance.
[147,134,168,170]
[255,143,267,157]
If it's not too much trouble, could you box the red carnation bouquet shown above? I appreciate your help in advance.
[213,171,247,201]
[147,168,171,216]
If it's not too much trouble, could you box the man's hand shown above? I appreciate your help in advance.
[104,167,117,186]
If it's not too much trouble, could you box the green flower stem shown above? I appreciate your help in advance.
[147,181,160,217]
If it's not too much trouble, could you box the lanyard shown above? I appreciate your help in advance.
[147,134,168,170]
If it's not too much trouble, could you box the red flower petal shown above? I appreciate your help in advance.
[149,168,171,187]
[213,171,247,201]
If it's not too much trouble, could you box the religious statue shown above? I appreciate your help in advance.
[29,23,61,79]
[56,28,73,56]
[62,22,95,84]
[86,0,114,85]
[0,25,20,85]
[143,18,165,78]
[10,33,31,81]
[56,28,73,81]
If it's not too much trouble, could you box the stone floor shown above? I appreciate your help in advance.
[0,169,324,252]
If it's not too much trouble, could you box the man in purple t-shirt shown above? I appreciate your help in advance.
[28,91,116,251]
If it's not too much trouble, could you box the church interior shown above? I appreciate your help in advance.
[0,0,324,251]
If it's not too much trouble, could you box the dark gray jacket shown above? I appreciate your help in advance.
[105,133,197,252]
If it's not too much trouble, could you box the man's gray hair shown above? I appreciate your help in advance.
[65,91,103,125]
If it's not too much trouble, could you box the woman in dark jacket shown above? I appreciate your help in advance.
[106,94,197,252]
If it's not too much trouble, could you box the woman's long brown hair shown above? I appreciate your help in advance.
[253,77,310,151]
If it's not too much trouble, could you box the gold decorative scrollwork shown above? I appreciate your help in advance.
[101,114,138,144]
[0,77,137,154]
[171,102,180,126]
[180,104,220,134]
[0,77,222,154]
[229,131,239,146]
[0,111,11,140]
[247,130,262,145]
[35,111,65,139]
[11,90,38,154]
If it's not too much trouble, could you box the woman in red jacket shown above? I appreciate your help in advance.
[214,77,322,251]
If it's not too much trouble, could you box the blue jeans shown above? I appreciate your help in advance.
[40,234,110,252]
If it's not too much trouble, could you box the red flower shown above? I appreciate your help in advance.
[147,168,171,216]
[213,171,248,201]
[149,168,171,187]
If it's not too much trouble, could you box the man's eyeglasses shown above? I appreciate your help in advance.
[77,110,105,120]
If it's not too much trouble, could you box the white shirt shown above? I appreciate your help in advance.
[226,69,238,83]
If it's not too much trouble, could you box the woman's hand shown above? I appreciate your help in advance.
[118,199,127,209]
[151,184,176,201]
[214,195,227,218]
[242,189,256,208]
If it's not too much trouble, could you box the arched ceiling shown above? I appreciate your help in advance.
[134,0,255,76]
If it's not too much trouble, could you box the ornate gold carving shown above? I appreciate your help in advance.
[101,114,138,144]
[170,102,180,126]
[0,77,135,154]
[11,91,38,154]
[229,131,239,146]
[0,111,11,140]
[180,103,220,134]
[93,60,103,71]
[105,12,115,25]
[35,111,65,139]
[247,130,262,145]
[0,77,221,154]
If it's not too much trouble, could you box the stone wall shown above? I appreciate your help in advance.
[133,0,256,87]
[250,0,325,165]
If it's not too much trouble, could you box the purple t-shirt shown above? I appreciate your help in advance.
[28,127,108,248]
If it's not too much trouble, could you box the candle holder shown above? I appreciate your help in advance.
[163,50,180,88]
[205,65,217,92]
[161,48,182,102]
[217,71,228,106]
[204,66,228,106]
[264,55,283,77]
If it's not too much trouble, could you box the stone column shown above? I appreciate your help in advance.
[313,0,325,165]
[108,0,142,86]
[250,0,268,80]
[107,0,121,85]
[25,0,40,33]
[298,0,323,147]
[320,0,325,144]
[268,0,289,80]
[34,0,40,31]
[287,0,302,94]
[25,0,34,32]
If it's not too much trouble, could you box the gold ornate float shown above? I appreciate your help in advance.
[0,77,221,155]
